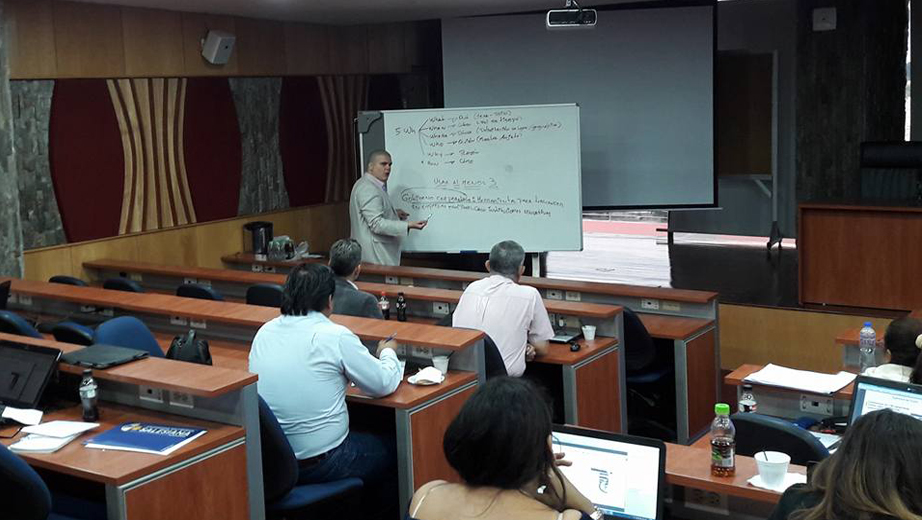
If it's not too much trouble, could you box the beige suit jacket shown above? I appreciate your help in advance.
[349,174,408,266]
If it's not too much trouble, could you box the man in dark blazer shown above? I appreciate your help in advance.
[329,238,384,320]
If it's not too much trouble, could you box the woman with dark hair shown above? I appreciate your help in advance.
[408,377,598,520]
[863,317,922,382]
[768,409,922,520]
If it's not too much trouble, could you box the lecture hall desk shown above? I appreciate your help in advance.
[0,333,259,520]
[1,278,484,508]
[834,308,922,371]
[725,364,854,420]
[92,257,716,442]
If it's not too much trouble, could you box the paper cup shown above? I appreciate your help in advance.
[581,325,597,341]
[432,355,450,374]
[755,451,790,488]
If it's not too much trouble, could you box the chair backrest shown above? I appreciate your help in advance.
[93,316,164,358]
[258,396,300,502]
[436,311,507,379]
[103,277,145,293]
[623,307,657,373]
[731,412,830,466]
[176,283,224,301]
[247,283,284,308]
[51,321,95,346]
[48,275,88,287]
[0,310,43,339]
[0,442,53,520]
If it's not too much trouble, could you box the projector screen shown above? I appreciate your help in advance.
[442,3,716,209]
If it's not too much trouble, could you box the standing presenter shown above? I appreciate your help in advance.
[349,150,427,266]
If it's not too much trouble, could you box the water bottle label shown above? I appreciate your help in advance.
[739,402,757,413]
[82,388,97,399]
[711,443,735,468]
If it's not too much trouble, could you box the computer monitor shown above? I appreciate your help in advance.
[551,425,665,520]
[0,340,61,409]
[847,375,922,425]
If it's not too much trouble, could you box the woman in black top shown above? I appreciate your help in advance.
[769,409,922,520]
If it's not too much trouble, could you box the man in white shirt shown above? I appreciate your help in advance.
[349,150,427,265]
[249,263,402,512]
[452,240,555,377]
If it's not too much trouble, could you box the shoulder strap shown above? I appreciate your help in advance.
[410,483,449,518]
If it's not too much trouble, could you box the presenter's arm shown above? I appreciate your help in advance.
[355,184,409,237]
[340,332,402,396]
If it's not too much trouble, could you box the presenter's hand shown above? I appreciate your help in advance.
[396,209,410,220]
[408,220,428,231]
[376,339,398,358]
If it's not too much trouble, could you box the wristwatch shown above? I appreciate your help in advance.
[589,508,604,520]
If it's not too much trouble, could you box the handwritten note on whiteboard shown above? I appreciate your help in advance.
[382,104,582,253]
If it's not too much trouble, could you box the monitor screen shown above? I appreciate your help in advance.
[0,340,61,409]
[552,425,665,520]
[848,376,922,425]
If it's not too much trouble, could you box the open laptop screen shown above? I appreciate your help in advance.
[0,340,61,409]
[552,425,665,520]
[848,375,922,425]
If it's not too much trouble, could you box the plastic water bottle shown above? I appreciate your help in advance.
[396,292,407,322]
[378,292,390,320]
[738,384,757,413]
[710,403,735,477]
[859,322,877,372]
[79,369,99,422]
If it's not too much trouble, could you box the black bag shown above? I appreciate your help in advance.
[166,330,212,365]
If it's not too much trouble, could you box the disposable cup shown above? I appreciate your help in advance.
[582,325,597,341]
[755,451,790,488]
[432,355,450,374]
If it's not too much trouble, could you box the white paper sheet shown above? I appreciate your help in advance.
[1,406,43,426]
[22,420,99,438]
[743,364,856,395]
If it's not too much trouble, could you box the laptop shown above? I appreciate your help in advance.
[0,340,62,410]
[550,328,583,343]
[61,344,149,369]
[552,425,666,520]
[847,375,922,425]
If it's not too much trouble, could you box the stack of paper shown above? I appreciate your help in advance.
[744,364,856,394]
[9,421,99,454]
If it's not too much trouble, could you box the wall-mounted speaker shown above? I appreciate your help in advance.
[202,30,236,65]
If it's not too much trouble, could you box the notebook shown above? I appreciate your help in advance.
[552,425,666,520]
[61,344,149,369]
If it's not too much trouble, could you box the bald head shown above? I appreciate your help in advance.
[367,150,392,182]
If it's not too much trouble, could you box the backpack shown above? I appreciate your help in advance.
[166,330,212,365]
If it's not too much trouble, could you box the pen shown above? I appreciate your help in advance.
[384,333,397,342]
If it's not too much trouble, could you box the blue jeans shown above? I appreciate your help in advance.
[298,431,398,518]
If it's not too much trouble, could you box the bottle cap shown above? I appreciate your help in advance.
[82,369,92,376]
[714,403,730,415]
[864,321,872,327]
[742,383,753,391]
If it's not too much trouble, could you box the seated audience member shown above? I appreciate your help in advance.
[248,263,402,513]
[862,317,922,382]
[768,409,922,520]
[329,238,384,320]
[409,377,599,520]
[452,240,554,377]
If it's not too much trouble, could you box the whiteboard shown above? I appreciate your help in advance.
[362,104,582,253]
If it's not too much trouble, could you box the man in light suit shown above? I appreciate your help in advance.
[329,238,383,321]
[349,150,427,265]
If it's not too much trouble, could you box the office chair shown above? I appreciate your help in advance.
[246,283,284,308]
[0,443,101,520]
[48,276,88,287]
[93,316,164,358]
[0,310,44,338]
[51,321,95,346]
[622,307,676,442]
[435,311,508,379]
[258,397,363,517]
[176,283,224,301]
[0,280,10,310]
[731,412,830,466]
[102,277,144,293]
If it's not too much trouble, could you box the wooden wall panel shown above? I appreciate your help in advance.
[23,203,348,281]
[181,13,238,76]
[235,18,286,76]
[52,1,125,78]
[367,24,406,74]
[6,0,57,79]
[718,303,891,373]
[284,23,331,74]
[329,25,369,74]
[122,7,184,77]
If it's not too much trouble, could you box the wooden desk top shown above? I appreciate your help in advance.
[725,364,855,399]
[537,337,619,365]
[221,253,719,304]
[835,328,860,346]
[1,403,245,486]
[665,442,805,503]
[83,259,623,319]
[0,332,256,397]
[638,314,714,340]
[5,278,484,350]
[149,332,479,410]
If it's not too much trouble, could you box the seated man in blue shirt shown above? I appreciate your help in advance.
[249,263,403,514]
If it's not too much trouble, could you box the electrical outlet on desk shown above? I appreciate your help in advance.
[433,302,450,315]
[129,273,143,282]
[640,299,659,311]
[251,264,263,272]
[547,290,563,300]
[684,489,728,515]
[139,385,164,404]
[565,291,581,302]
[169,391,194,409]
[183,277,197,285]
[411,346,432,359]
[385,276,399,285]
[800,394,834,416]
